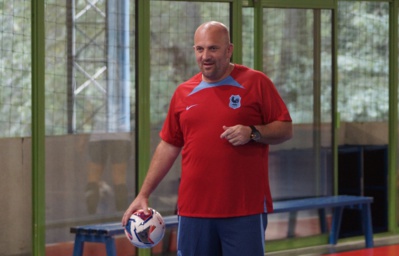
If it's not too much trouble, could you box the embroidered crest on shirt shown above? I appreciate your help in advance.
[229,95,241,109]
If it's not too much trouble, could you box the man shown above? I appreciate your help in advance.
[122,21,292,255]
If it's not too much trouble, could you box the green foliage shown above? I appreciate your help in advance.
[337,1,389,122]
[0,0,31,137]
[0,1,393,137]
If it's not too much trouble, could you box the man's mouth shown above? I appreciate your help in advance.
[203,62,214,68]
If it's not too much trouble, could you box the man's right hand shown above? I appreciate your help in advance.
[121,195,149,226]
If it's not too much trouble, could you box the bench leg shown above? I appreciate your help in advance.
[105,236,117,256]
[73,234,85,256]
[318,208,327,233]
[361,203,374,248]
[329,206,343,245]
[287,211,297,238]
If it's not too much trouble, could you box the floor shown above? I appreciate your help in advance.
[266,235,399,256]
[324,244,399,256]
[47,235,399,256]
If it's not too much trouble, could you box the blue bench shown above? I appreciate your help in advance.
[70,195,373,256]
[70,215,178,256]
[273,195,374,247]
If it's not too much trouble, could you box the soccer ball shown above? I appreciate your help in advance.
[124,208,166,248]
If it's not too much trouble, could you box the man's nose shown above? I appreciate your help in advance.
[202,49,211,59]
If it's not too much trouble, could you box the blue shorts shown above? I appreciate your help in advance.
[177,213,268,256]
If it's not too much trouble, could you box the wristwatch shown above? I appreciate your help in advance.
[249,125,261,142]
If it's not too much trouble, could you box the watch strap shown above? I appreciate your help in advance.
[250,125,260,141]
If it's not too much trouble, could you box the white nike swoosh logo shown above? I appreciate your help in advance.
[186,104,198,111]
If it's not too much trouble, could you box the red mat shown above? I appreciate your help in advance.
[324,244,399,256]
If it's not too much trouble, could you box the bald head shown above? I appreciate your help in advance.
[194,21,231,46]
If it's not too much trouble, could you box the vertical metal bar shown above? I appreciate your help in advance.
[253,0,263,71]
[332,0,339,195]
[388,0,398,233]
[31,0,46,255]
[119,0,131,131]
[107,0,131,133]
[107,0,117,132]
[67,0,75,133]
[135,0,150,191]
[136,0,151,255]
[313,9,322,195]
[230,0,242,64]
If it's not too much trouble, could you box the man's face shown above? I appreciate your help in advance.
[193,28,233,83]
